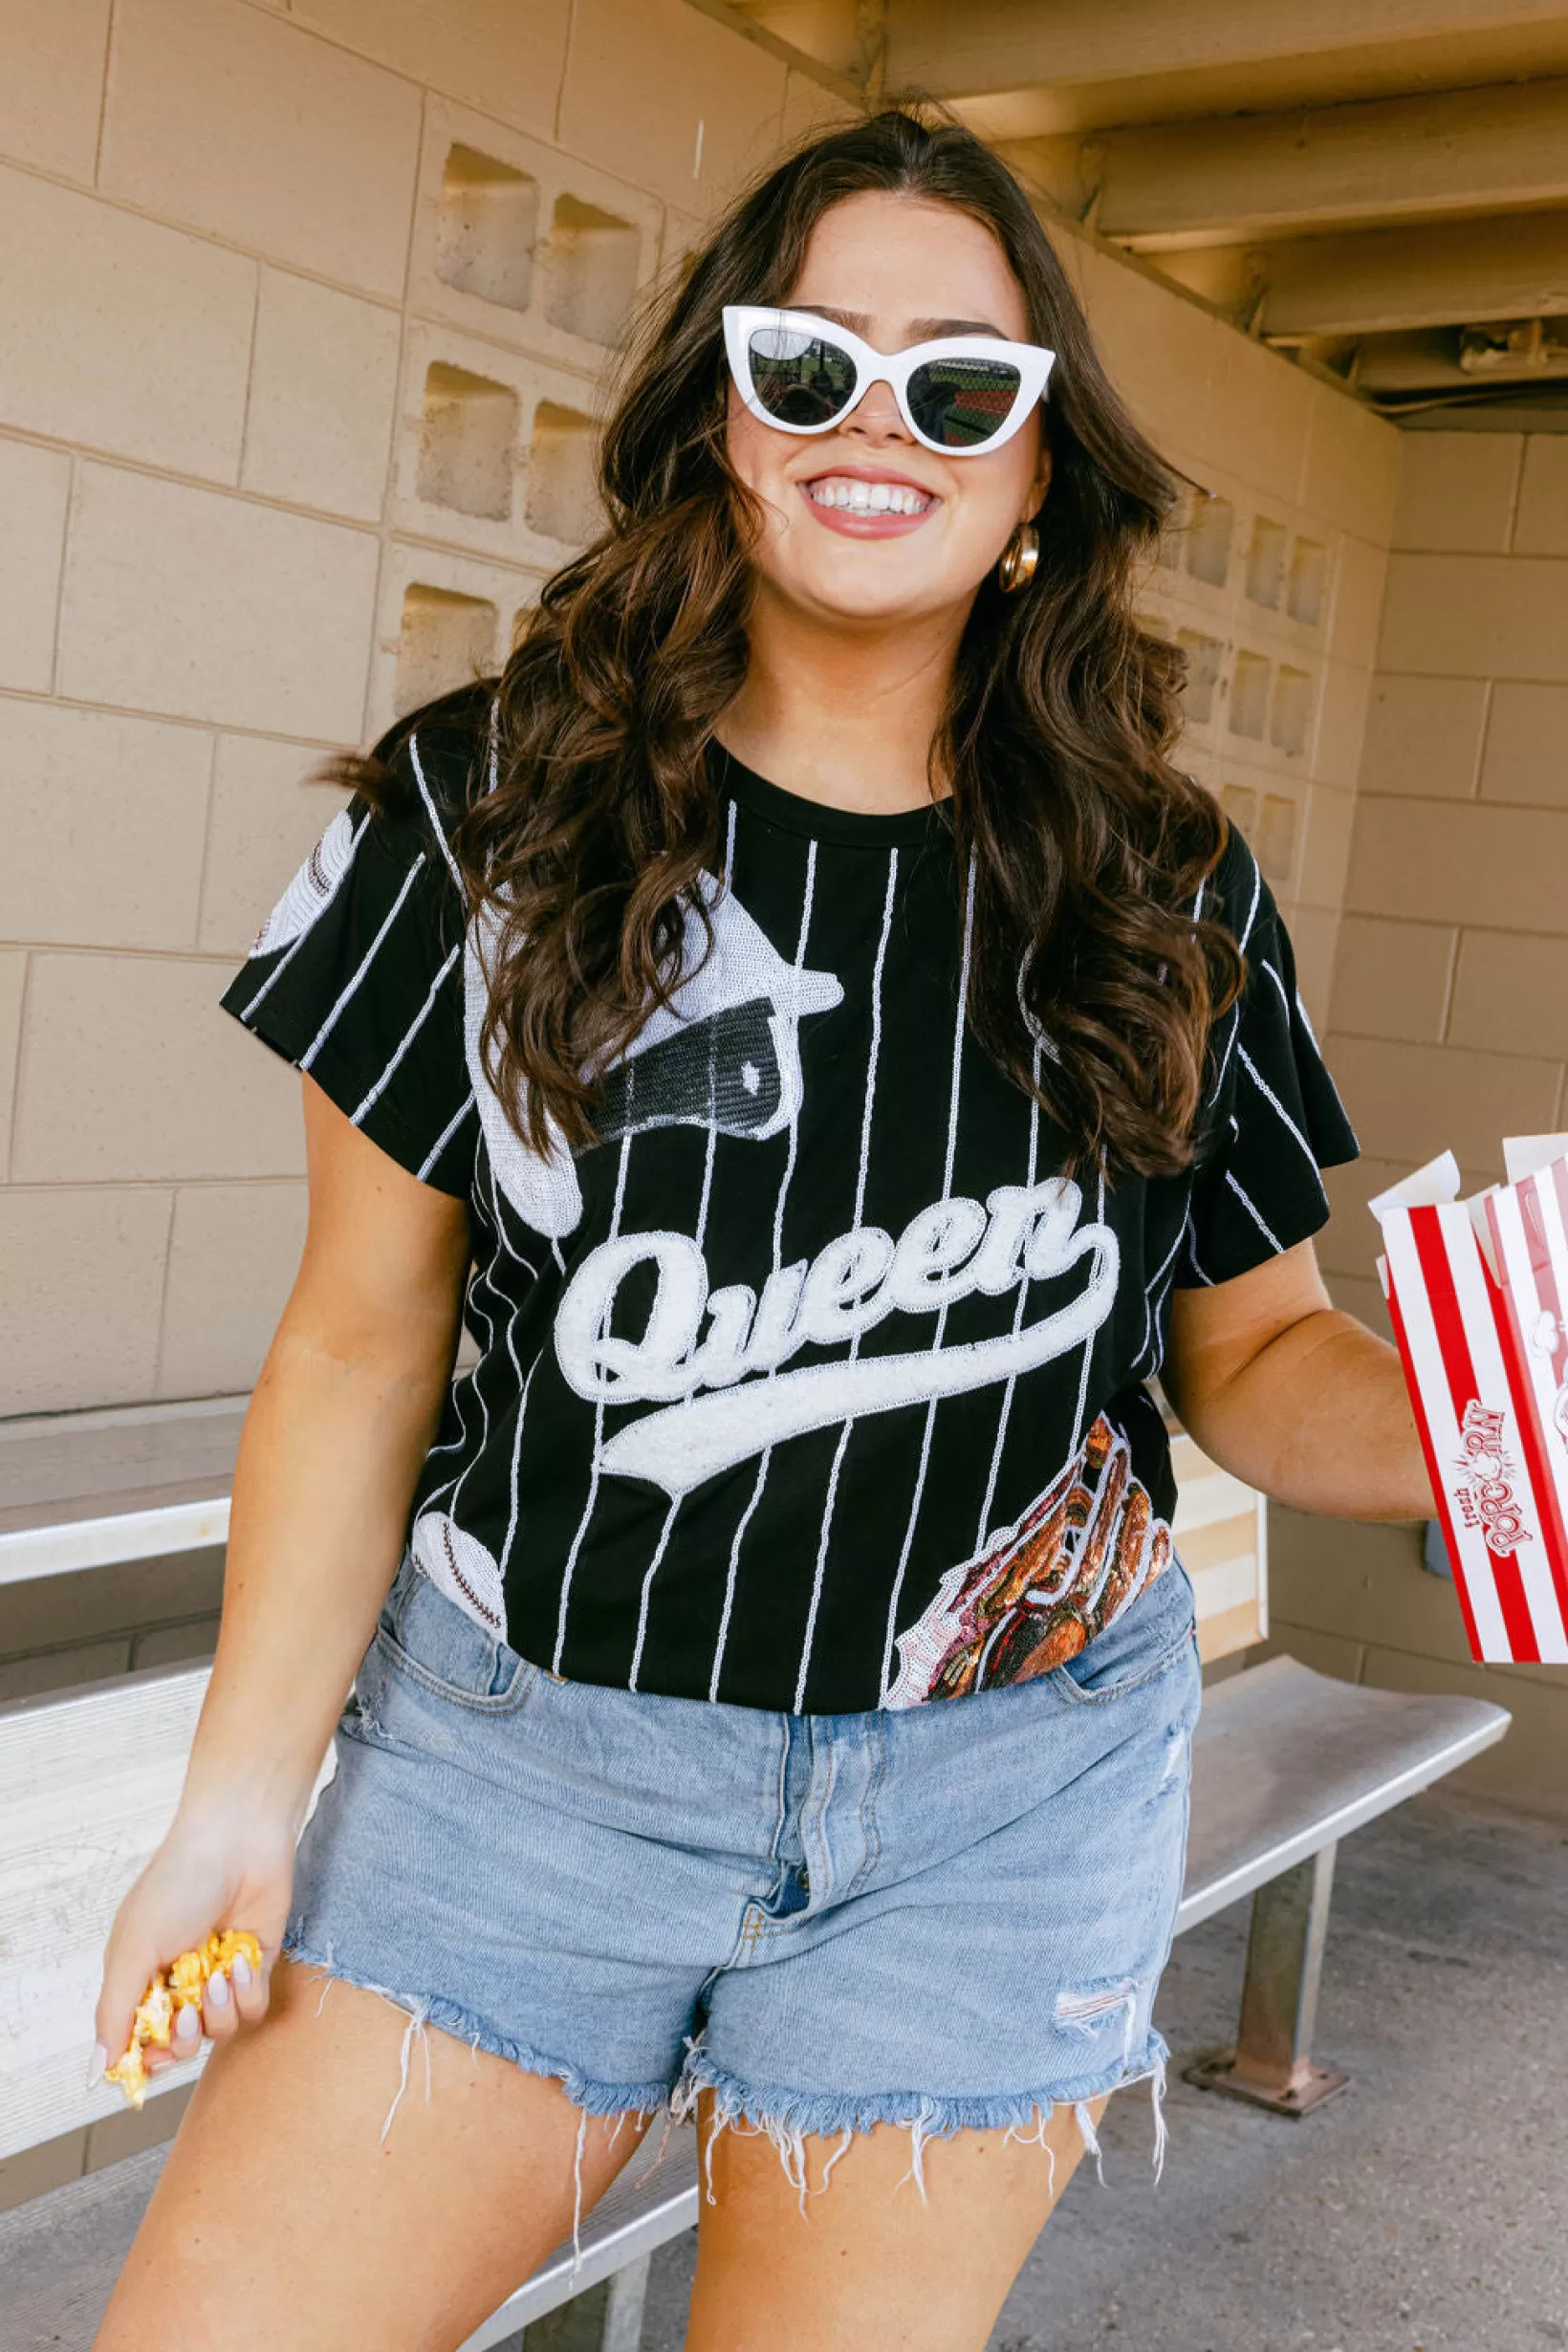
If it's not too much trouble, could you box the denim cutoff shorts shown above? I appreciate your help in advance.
[282,1544,1203,2189]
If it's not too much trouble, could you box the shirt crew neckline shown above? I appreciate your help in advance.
[710,741,949,848]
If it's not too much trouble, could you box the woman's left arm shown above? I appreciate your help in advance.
[1162,1236,1434,1521]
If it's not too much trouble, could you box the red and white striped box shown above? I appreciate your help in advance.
[1370,1136,1568,1665]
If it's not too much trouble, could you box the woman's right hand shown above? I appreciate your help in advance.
[90,1794,301,2084]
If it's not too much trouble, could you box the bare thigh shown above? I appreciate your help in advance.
[93,1952,649,2352]
[684,2091,1110,2352]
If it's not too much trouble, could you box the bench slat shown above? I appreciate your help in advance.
[1181,1655,1509,1931]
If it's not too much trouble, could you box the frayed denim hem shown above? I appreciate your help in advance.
[280,1933,674,2274]
[670,2034,1172,2215]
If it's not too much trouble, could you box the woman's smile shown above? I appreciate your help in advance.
[797,462,940,536]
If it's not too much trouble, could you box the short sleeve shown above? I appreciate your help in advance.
[1174,830,1360,1288]
[219,697,486,1194]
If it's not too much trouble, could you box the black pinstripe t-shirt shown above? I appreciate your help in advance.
[221,685,1359,1713]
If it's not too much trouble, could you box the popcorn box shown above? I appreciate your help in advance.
[1370,1135,1568,1665]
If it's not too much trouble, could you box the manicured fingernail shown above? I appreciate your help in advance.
[87,2042,107,2088]
[232,1952,253,1991]
[174,2000,202,2039]
[207,1968,231,2009]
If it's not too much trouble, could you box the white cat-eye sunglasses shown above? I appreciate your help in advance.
[723,304,1056,459]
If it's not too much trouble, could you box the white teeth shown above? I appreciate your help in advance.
[806,477,929,515]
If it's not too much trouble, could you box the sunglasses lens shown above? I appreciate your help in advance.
[905,357,1025,448]
[746,324,858,428]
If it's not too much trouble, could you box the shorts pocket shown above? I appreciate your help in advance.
[373,1553,539,1714]
[1049,1560,1199,1708]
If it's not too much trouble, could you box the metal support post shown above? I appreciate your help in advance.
[1186,1845,1350,2117]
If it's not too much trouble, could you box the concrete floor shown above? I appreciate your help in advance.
[634,1787,1568,2351]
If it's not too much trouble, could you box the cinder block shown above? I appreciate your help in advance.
[1480,681,1568,808]
[0,1636,132,1703]
[1078,248,1218,462]
[0,436,70,691]
[1285,534,1331,630]
[1327,533,1387,666]
[1256,787,1301,890]
[1183,491,1234,590]
[1357,674,1486,799]
[406,100,662,374]
[1514,434,1568,555]
[1296,783,1356,911]
[1176,629,1223,728]
[200,735,350,958]
[1269,665,1314,758]
[0,164,255,481]
[544,194,642,348]
[395,584,499,720]
[0,0,108,181]
[1328,915,1455,1044]
[0,1187,171,1414]
[1378,550,1568,681]
[58,465,379,739]
[0,2128,85,2218]
[1322,1032,1561,1177]
[11,954,306,1185]
[291,0,571,145]
[436,143,539,313]
[1448,929,1568,1062]
[393,323,605,567]
[242,272,402,524]
[367,542,542,739]
[1300,381,1400,545]
[0,950,23,1176]
[1245,512,1288,612]
[1391,432,1522,554]
[1229,647,1271,740]
[417,362,520,521]
[556,0,788,212]
[1345,795,1568,934]
[526,400,601,546]
[1310,658,1373,790]
[157,1181,308,1400]
[0,699,211,950]
[99,0,421,298]
[1206,332,1313,508]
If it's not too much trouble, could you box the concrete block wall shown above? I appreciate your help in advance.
[1097,240,1401,1032]
[1264,427,1568,1819]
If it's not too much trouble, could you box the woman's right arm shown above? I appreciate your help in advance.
[91,1074,471,2083]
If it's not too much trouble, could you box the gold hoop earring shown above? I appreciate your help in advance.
[997,520,1039,594]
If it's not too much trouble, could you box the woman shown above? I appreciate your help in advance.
[90,108,1433,2352]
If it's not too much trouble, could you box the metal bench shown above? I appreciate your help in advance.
[0,1642,1508,2351]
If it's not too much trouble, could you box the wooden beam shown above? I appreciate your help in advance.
[681,0,867,104]
[883,0,1568,101]
[1163,211,1568,337]
[1032,77,1568,249]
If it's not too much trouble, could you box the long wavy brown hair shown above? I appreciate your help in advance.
[359,106,1243,1180]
